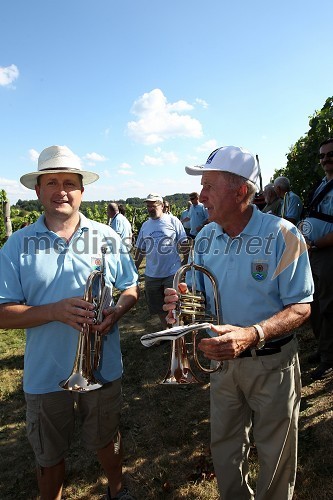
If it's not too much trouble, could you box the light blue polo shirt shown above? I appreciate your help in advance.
[304,177,333,241]
[191,208,313,327]
[110,212,132,246]
[0,213,138,394]
[281,191,303,223]
[189,203,209,236]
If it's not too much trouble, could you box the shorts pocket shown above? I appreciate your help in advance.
[26,396,43,455]
[98,382,122,444]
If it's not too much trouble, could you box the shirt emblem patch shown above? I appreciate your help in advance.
[251,261,268,281]
[91,256,102,271]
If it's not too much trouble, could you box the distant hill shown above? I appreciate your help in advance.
[14,193,191,212]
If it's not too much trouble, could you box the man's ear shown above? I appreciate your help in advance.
[35,184,40,199]
[236,183,248,202]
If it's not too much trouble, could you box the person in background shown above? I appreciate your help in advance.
[185,191,209,239]
[134,193,186,329]
[0,145,139,500]
[163,200,172,214]
[274,176,303,225]
[107,202,133,249]
[164,145,313,500]
[262,183,282,216]
[179,201,192,264]
[180,201,192,236]
[118,204,126,216]
[300,138,333,380]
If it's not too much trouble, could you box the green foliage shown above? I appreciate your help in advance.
[82,203,108,224]
[273,96,333,207]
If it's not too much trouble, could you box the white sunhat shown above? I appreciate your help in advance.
[185,146,259,185]
[20,145,100,189]
[145,193,164,203]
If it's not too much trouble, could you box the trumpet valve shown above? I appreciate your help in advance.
[177,292,207,322]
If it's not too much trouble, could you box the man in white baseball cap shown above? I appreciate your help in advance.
[164,145,313,499]
[0,145,139,500]
[185,145,259,184]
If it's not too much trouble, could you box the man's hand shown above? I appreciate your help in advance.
[93,305,121,335]
[198,324,257,361]
[51,297,96,332]
[163,284,188,324]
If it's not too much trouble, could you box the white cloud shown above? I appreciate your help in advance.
[195,98,209,109]
[29,149,39,163]
[196,140,218,153]
[0,177,33,203]
[83,152,108,165]
[0,64,19,87]
[118,169,134,176]
[141,148,179,166]
[127,88,203,145]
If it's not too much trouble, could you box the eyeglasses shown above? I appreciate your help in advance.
[189,197,197,200]
[318,151,333,160]
[146,202,160,208]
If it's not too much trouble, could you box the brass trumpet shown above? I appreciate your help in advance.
[60,246,113,392]
[161,246,222,385]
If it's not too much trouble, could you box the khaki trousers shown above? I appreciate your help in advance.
[210,339,301,500]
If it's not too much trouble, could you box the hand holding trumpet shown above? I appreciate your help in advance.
[163,284,258,361]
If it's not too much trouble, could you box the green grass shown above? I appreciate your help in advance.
[0,299,332,499]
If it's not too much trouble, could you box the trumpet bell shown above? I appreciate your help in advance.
[160,337,202,385]
[59,372,103,392]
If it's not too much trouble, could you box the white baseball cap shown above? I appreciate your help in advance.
[185,146,259,185]
[145,193,163,203]
[20,145,99,189]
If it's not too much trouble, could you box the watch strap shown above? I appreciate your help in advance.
[253,324,265,349]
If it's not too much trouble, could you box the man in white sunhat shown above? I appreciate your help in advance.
[134,193,186,329]
[0,145,139,500]
[163,146,314,499]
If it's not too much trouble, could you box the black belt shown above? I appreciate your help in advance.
[238,335,294,358]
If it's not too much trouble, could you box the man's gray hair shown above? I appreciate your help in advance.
[274,176,290,191]
[220,171,257,204]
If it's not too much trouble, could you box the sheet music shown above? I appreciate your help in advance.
[140,322,212,347]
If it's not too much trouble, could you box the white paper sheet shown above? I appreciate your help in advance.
[140,322,212,347]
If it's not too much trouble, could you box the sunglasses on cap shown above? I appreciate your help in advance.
[318,151,333,160]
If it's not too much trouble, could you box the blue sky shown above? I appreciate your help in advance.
[1,0,332,205]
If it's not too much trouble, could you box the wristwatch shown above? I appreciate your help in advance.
[253,324,265,349]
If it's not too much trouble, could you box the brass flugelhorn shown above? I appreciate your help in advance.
[161,243,222,385]
[60,246,113,392]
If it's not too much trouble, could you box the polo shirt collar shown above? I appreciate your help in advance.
[35,212,91,235]
[216,205,263,238]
